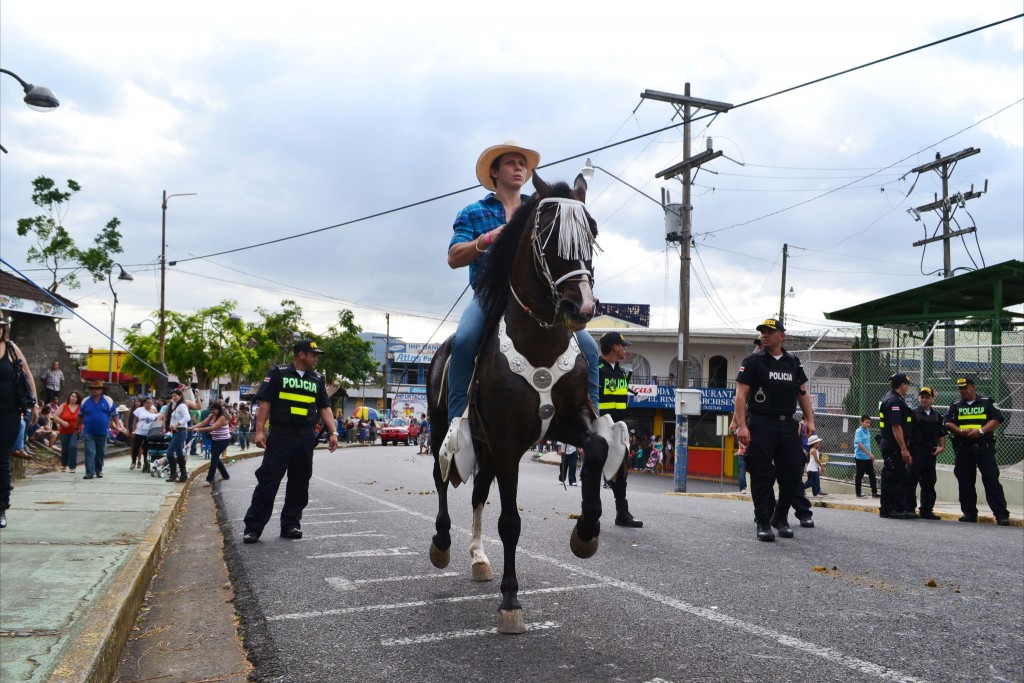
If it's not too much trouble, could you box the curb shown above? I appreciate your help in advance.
[46,448,267,683]
[665,491,1024,527]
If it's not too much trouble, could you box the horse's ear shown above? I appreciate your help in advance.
[533,172,551,198]
[572,173,588,203]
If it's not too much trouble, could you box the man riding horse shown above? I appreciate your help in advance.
[442,140,602,455]
[428,141,632,633]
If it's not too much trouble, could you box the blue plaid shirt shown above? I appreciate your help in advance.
[449,193,529,289]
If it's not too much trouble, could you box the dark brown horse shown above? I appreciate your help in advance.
[427,173,616,634]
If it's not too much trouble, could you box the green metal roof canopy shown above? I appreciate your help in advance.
[825,259,1024,326]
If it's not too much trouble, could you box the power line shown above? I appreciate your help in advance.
[166,14,1022,265]
[695,96,1023,238]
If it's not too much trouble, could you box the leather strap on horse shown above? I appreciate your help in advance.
[496,315,581,441]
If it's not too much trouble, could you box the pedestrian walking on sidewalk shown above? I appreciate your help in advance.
[853,415,878,498]
[944,376,1011,526]
[0,317,39,529]
[803,434,827,498]
[878,373,915,520]
[53,390,83,472]
[77,380,118,480]
[192,401,232,486]
[908,387,945,520]
[164,389,193,483]
[242,340,338,544]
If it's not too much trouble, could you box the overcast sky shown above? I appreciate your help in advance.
[2,1,1021,354]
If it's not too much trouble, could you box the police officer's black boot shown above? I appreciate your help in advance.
[770,516,795,538]
[756,519,775,542]
[614,500,643,528]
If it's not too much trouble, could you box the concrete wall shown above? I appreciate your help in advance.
[8,313,77,400]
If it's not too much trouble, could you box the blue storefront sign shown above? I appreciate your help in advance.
[627,385,735,413]
[700,388,735,413]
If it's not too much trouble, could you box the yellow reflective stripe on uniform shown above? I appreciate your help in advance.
[290,406,309,416]
[280,391,316,403]
[599,401,628,410]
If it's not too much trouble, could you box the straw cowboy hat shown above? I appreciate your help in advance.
[87,380,105,390]
[475,140,540,191]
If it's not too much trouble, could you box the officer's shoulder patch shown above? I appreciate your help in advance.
[275,364,289,371]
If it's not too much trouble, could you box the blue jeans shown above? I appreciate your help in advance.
[804,470,822,496]
[83,432,107,475]
[737,454,747,491]
[168,430,188,475]
[14,415,27,451]
[60,432,80,469]
[238,429,250,450]
[207,438,231,482]
[448,295,601,422]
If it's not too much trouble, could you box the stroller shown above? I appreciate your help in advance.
[146,424,172,476]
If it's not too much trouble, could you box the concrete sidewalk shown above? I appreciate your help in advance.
[0,438,383,683]
[0,445,260,683]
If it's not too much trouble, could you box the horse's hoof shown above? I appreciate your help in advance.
[497,608,526,634]
[429,543,450,569]
[471,561,493,582]
[570,526,599,559]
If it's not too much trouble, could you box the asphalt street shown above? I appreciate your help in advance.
[215,445,1024,683]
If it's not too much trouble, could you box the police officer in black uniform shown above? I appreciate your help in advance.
[878,373,915,520]
[595,332,642,528]
[734,318,815,542]
[242,340,338,543]
[943,376,1011,526]
[907,386,945,520]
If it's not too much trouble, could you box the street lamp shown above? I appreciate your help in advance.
[581,159,664,208]
[158,191,197,398]
[277,329,301,363]
[131,319,157,331]
[0,68,59,154]
[108,264,134,383]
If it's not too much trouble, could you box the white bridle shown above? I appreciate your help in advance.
[510,197,599,329]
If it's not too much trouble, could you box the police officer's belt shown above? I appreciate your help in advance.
[750,413,792,421]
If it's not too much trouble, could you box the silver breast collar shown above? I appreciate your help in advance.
[497,315,581,441]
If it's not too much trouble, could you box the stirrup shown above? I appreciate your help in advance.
[592,414,629,482]
[438,414,475,487]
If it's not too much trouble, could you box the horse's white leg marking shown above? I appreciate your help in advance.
[469,502,493,581]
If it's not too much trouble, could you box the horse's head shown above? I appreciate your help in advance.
[526,172,599,331]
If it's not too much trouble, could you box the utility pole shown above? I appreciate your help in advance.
[778,243,789,326]
[909,148,986,278]
[159,190,196,397]
[643,84,733,493]
[383,312,390,421]
[908,148,986,369]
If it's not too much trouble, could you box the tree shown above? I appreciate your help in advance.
[15,176,124,292]
[122,301,256,393]
[317,309,377,387]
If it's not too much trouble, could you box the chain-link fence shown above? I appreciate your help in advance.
[786,319,1023,480]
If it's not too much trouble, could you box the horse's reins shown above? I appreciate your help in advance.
[509,197,598,330]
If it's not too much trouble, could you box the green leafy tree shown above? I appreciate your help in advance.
[317,309,377,387]
[15,176,124,292]
[247,300,313,373]
[122,301,256,392]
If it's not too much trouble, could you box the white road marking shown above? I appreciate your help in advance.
[311,475,932,683]
[326,571,460,591]
[268,584,604,621]
[231,509,401,523]
[307,530,386,540]
[308,547,418,559]
[381,621,559,646]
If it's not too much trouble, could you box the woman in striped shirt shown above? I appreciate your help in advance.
[191,401,232,487]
